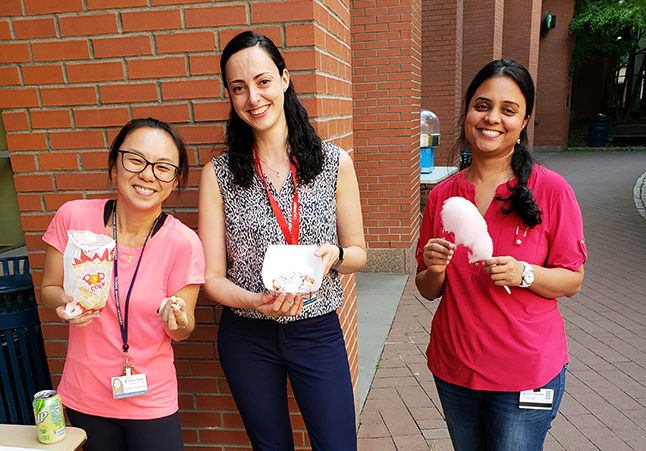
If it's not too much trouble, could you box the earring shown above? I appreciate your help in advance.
[517,138,521,144]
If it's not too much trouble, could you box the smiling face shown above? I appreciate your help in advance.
[464,75,529,157]
[113,127,179,215]
[224,44,290,138]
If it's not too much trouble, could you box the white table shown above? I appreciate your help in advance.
[0,425,86,451]
[420,166,458,184]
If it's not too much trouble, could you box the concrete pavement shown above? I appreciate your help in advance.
[357,150,646,451]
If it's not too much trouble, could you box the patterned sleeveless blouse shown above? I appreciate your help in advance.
[211,142,344,323]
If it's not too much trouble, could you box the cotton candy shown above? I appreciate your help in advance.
[440,196,493,263]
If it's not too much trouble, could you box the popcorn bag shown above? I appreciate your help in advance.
[63,230,116,318]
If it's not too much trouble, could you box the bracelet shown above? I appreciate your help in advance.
[335,245,345,268]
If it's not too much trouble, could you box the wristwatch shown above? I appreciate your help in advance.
[335,245,345,267]
[518,261,535,288]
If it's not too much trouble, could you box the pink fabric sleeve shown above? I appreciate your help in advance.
[42,202,72,254]
[166,229,206,295]
[545,184,587,271]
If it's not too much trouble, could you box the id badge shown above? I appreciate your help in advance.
[111,373,148,399]
[519,389,554,410]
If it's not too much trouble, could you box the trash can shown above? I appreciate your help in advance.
[459,148,472,171]
[587,113,611,147]
[0,256,53,425]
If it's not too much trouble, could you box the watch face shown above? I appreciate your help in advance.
[524,269,535,285]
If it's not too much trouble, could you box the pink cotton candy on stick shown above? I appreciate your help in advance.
[440,197,511,294]
[441,197,493,263]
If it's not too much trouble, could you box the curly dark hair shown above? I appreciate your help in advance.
[451,59,542,227]
[108,117,189,190]
[220,31,323,188]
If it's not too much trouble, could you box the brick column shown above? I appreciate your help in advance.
[352,0,422,273]
[462,0,504,90]
[421,0,463,167]
[0,1,355,449]
[534,0,576,151]
[503,0,542,146]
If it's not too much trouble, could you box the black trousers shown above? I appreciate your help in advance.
[66,408,183,451]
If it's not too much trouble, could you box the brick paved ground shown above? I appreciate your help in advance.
[357,150,646,451]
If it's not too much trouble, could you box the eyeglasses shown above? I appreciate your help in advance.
[118,150,180,183]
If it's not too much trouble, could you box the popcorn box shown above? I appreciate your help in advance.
[63,230,116,318]
[261,245,324,298]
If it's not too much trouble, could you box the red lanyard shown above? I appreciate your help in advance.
[253,151,300,245]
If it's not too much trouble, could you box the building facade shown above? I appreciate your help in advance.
[0,0,575,448]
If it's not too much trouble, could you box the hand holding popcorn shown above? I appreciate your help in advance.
[158,296,188,331]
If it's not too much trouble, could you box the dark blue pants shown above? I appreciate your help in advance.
[434,366,567,451]
[218,307,357,451]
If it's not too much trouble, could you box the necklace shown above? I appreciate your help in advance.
[259,157,284,178]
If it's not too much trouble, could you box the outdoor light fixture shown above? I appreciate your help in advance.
[542,11,557,32]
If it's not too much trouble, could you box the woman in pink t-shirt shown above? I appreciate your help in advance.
[40,118,205,451]
[416,60,587,450]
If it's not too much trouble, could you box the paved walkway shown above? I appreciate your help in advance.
[357,150,646,451]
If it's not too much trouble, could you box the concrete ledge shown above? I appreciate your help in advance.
[364,246,416,273]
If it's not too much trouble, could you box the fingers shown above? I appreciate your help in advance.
[423,238,456,270]
[254,292,304,318]
[484,257,522,287]
[159,297,188,330]
[315,243,336,275]
[59,308,98,327]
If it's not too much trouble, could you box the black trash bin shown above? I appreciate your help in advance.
[0,256,53,425]
[587,113,611,147]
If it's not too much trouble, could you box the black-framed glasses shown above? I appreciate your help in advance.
[118,150,180,183]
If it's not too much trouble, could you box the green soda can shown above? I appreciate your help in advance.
[33,389,67,444]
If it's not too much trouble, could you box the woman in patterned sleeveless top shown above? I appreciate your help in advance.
[198,31,366,450]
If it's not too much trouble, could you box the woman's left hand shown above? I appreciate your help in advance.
[483,256,523,287]
[315,243,341,276]
[158,296,189,331]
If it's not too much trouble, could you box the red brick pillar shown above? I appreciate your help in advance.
[534,0,576,151]
[503,0,542,146]
[421,0,464,167]
[0,1,355,449]
[462,0,504,90]
[352,0,422,272]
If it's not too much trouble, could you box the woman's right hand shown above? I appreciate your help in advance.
[251,292,303,318]
[54,293,97,327]
[421,238,456,273]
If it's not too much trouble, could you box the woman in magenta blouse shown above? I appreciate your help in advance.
[416,60,587,450]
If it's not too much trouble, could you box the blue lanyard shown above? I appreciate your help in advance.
[112,205,161,355]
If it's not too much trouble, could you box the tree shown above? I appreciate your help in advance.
[569,0,646,121]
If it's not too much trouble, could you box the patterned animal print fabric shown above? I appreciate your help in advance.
[211,142,345,323]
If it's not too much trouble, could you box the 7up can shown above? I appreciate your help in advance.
[33,390,67,444]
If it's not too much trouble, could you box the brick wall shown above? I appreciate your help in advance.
[421,0,463,166]
[351,0,422,272]
[0,1,355,449]
[534,0,576,151]
[462,0,504,92]
[502,0,542,147]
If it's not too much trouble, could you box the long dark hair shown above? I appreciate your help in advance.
[108,117,189,189]
[220,31,323,188]
[452,59,542,227]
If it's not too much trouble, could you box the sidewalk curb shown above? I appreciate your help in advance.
[634,171,646,221]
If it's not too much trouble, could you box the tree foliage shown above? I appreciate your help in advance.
[569,0,646,73]
[570,0,646,120]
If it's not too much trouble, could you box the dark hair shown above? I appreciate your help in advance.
[220,31,323,188]
[452,59,542,227]
[108,117,189,190]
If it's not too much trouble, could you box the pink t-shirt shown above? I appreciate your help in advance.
[43,199,205,419]
[416,165,587,391]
